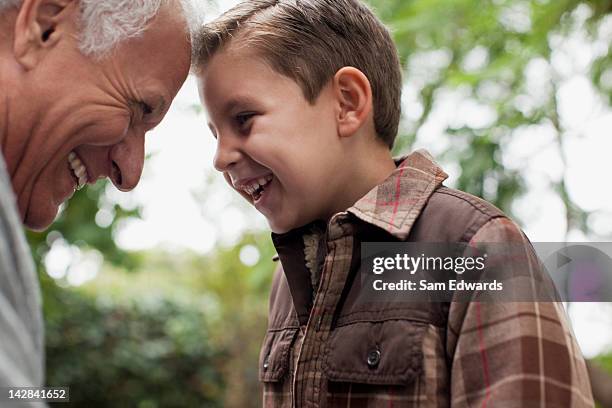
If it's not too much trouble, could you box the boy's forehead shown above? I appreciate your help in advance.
[198,50,254,101]
[205,38,291,82]
[206,40,271,74]
[200,63,263,111]
[199,48,299,112]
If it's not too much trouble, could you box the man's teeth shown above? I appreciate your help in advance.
[242,175,273,196]
[68,151,88,190]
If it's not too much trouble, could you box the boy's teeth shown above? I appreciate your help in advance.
[68,151,88,190]
[241,175,273,197]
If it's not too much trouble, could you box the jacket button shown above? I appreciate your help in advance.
[367,348,381,368]
[263,356,270,371]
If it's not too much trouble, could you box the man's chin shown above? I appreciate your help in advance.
[23,205,59,232]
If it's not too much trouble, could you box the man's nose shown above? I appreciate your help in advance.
[109,131,145,192]
[213,134,242,172]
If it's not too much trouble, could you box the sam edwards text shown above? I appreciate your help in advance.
[373,279,503,291]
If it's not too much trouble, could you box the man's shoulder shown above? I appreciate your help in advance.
[0,155,45,388]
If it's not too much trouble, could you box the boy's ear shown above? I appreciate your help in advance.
[333,67,373,138]
[13,0,76,70]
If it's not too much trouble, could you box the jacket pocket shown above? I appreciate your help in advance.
[323,319,426,385]
[259,327,299,382]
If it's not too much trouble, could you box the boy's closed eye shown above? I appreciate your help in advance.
[208,124,218,139]
[206,112,256,140]
[236,112,256,129]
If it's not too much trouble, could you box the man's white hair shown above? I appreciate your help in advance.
[0,0,202,58]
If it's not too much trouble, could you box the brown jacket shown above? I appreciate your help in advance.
[260,149,593,407]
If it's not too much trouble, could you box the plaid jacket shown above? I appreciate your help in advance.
[260,149,594,407]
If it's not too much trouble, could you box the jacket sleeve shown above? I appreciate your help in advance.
[446,217,594,407]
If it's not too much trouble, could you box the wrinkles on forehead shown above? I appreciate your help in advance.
[102,1,189,115]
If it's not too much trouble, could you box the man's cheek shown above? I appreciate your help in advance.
[76,114,131,147]
[23,187,57,231]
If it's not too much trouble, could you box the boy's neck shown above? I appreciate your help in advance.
[326,138,397,220]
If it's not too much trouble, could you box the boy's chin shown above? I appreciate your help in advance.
[267,216,307,235]
[267,210,328,234]
[268,221,293,235]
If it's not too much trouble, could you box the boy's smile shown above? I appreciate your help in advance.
[198,47,345,233]
[233,173,274,202]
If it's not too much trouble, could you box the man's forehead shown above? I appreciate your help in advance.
[112,6,190,94]
[116,1,190,59]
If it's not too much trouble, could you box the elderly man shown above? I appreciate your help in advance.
[0,0,194,399]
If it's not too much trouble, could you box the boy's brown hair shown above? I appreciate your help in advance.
[194,0,402,148]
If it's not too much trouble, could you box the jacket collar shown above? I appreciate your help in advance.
[270,149,448,324]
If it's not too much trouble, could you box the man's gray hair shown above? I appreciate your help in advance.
[0,0,202,58]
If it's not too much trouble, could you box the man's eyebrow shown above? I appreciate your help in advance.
[154,95,168,115]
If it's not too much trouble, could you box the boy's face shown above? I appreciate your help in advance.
[198,47,345,233]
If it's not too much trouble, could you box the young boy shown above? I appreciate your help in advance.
[194,1,594,406]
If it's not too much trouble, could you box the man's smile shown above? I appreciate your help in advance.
[68,151,89,190]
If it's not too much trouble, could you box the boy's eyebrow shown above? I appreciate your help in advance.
[207,96,260,131]
[207,123,217,138]
[221,95,259,116]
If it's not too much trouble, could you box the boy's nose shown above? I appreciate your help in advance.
[213,137,242,172]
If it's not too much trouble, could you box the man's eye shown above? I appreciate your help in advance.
[141,102,153,116]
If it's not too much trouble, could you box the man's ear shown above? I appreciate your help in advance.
[333,67,373,138]
[13,0,76,70]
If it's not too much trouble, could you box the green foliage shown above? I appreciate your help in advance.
[596,352,612,372]
[27,181,141,270]
[189,232,276,407]
[39,231,275,407]
[370,0,611,227]
[42,273,225,407]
